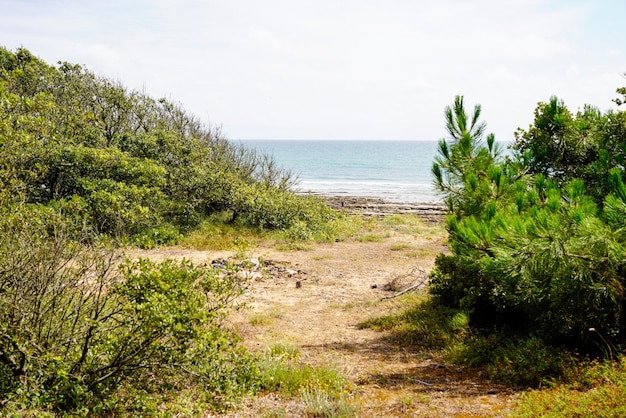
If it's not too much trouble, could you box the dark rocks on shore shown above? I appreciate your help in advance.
[308,194,448,223]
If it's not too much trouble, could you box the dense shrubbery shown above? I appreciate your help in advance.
[430,92,626,350]
[0,207,258,413]
[0,47,349,414]
[0,46,340,242]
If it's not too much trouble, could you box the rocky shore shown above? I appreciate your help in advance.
[310,194,448,223]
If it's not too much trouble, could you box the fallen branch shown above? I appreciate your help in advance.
[380,264,428,301]
[414,379,434,387]
[380,278,427,301]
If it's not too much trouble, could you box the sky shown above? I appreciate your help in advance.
[2,0,625,141]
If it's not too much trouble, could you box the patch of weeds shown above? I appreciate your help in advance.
[397,395,415,414]
[390,243,414,252]
[249,308,284,326]
[412,246,438,258]
[258,357,350,398]
[415,393,430,404]
[381,214,410,227]
[382,214,445,238]
[313,254,333,261]
[300,387,359,418]
[401,250,420,258]
[511,356,626,417]
[267,341,300,360]
[356,232,390,243]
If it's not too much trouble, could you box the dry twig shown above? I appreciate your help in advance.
[380,264,428,301]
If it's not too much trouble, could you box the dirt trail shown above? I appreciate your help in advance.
[139,221,520,417]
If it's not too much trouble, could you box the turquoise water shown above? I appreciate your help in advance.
[239,140,442,203]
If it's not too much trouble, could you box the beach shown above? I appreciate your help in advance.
[310,194,448,222]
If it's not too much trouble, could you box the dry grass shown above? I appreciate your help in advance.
[141,215,523,417]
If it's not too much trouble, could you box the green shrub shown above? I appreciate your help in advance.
[447,334,578,387]
[0,46,338,243]
[130,223,182,249]
[430,94,626,349]
[0,207,255,413]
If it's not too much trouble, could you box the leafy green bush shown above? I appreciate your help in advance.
[447,334,578,387]
[430,93,626,349]
[0,46,337,243]
[0,207,256,413]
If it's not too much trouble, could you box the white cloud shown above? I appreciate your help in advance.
[2,0,625,140]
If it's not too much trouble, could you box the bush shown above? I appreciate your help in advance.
[448,334,578,387]
[0,206,254,413]
[430,94,626,349]
[0,46,333,243]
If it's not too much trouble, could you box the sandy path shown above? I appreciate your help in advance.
[138,223,519,417]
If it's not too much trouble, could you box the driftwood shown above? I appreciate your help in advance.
[380,264,429,301]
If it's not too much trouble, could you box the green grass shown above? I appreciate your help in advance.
[510,357,626,417]
[300,387,359,417]
[381,214,445,238]
[258,357,350,397]
[356,232,390,243]
[257,343,351,398]
[390,242,414,251]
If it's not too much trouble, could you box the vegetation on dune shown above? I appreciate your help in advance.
[4,43,626,415]
[0,47,351,415]
[361,87,626,414]
[0,46,344,246]
[429,89,626,380]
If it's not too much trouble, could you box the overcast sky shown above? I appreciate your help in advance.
[2,0,625,141]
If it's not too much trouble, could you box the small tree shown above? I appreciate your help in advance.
[432,95,504,217]
[429,94,626,347]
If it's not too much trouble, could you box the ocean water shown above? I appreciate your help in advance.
[239,140,442,203]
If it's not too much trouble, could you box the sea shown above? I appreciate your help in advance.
[238,140,443,203]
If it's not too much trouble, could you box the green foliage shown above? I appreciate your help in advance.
[514,95,626,204]
[0,207,256,413]
[511,356,626,417]
[430,93,626,352]
[258,358,349,398]
[432,95,512,216]
[0,46,337,243]
[257,344,351,400]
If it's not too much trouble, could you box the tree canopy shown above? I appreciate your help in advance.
[431,91,626,349]
[0,46,337,244]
